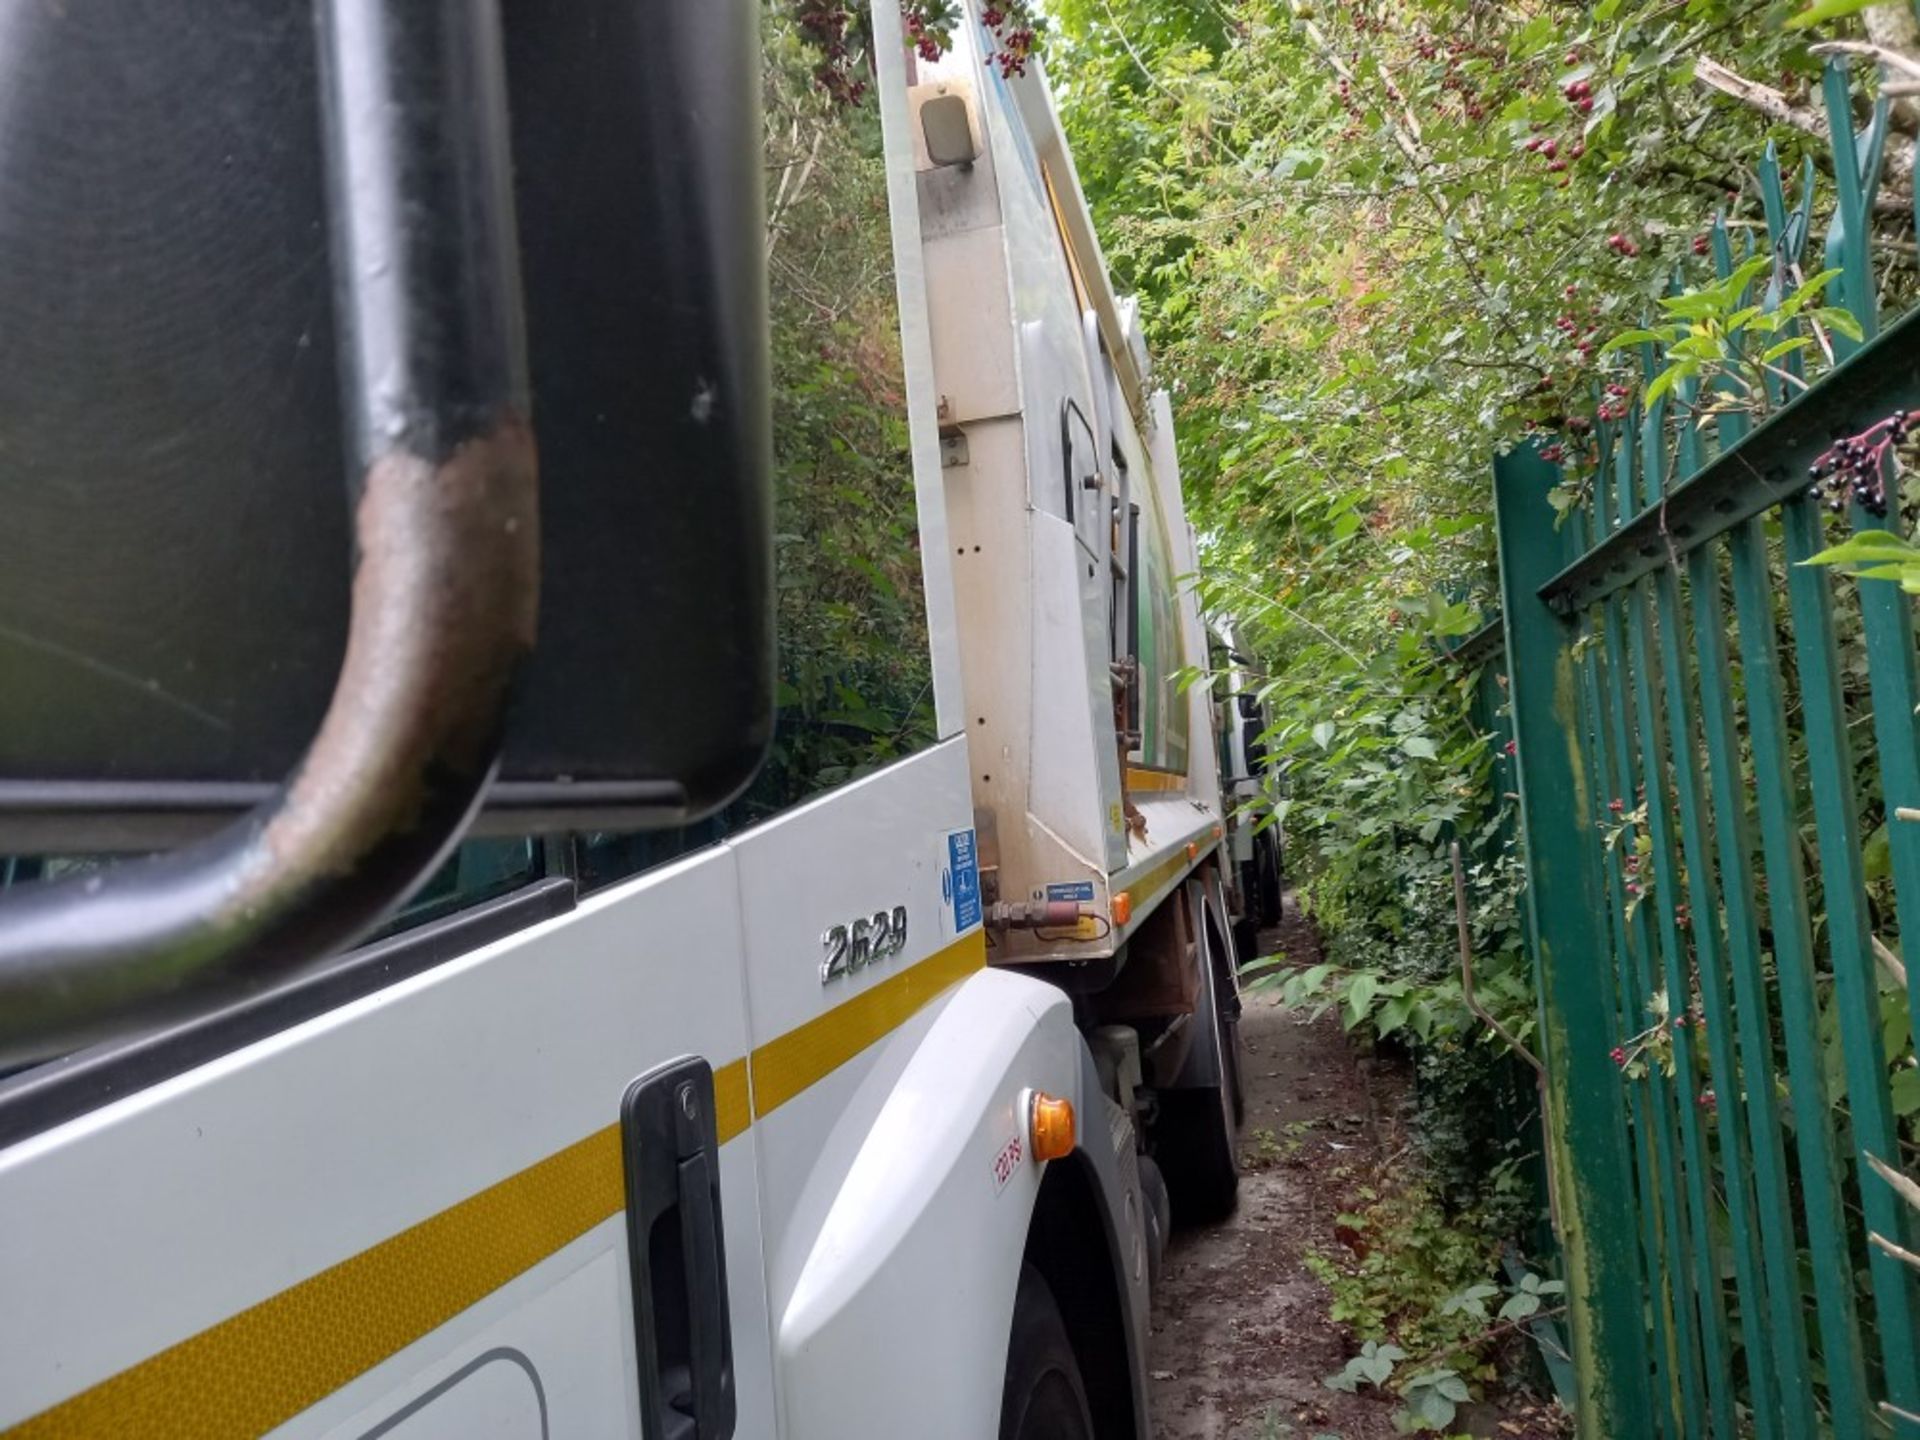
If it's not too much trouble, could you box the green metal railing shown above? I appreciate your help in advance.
[1491,56,1920,1439]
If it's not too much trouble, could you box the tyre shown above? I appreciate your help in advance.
[1254,830,1284,927]
[1209,891,1247,1127]
[1156,893,1240,1224]
[999,1264,1095,1440]
[1221,969,1246,1128]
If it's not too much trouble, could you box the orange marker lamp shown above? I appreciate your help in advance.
[1029,1091,1076,1161]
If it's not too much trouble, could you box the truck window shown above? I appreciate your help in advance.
[5,0,941,918]
[1132,482,1191,772]
[581,3,937,888]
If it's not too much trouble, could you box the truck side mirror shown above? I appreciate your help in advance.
[0,0,772,1059]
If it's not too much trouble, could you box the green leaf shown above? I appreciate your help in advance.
[1407,1000,1436,1042]
[1500,1291,1543,1320]
[1660,291,1725,320]
[1643,364,1686,408]
[1787,268,1844,309]
[1600,327,1669,353]
[1814,307,1866,343]
[1800,530,1920,568]
[1400,735,1439,760]
[1345,972,1381,1027]
[1785,0,1884,31]
[1893,1068,1920,1118]
[1312,720,1337,750]
[1376,993,1415,1036]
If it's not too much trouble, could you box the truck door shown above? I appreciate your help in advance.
[0,839,777,1439]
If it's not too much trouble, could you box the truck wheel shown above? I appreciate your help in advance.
[1209,898,1248,1128]
[999,1265,1095,1440]
[1156,907,1240,1224]
[1255,831,1284,927]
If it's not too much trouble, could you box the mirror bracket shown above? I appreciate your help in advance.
[0,0,537,1066]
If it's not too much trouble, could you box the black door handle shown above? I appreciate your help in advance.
[621,1057,736,1440]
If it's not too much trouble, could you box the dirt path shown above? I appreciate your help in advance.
[1147,976,1405,1438]
[1146,905,1563,1439]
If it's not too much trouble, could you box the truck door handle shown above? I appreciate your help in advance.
[621,1057,736,1440]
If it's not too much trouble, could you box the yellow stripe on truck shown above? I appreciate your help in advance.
[2,931,986,1440]
[750,928,987,1117]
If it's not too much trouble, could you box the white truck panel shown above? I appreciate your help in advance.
[0,847,775,1437]
[872,0,968,738]
[777,969,1081,1440]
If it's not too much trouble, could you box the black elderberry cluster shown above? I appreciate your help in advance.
[1807,410,1909,519]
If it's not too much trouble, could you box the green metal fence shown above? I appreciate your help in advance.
[1490,57,1920,1439]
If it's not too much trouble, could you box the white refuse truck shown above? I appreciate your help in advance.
[0,5,1244,1437]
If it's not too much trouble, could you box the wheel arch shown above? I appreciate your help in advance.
[1023,1148,1148,1440]
[772,968,1149,1440]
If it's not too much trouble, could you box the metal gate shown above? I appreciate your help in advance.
[1490,59,1920,1438]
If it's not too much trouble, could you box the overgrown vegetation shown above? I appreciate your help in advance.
[1047,0,1920,1425]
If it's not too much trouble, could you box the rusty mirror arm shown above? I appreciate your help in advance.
[0,0,538,1067]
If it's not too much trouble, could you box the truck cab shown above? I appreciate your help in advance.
[0,6,1243,1437]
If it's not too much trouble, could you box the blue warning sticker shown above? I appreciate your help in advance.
[943,828,982,935]
[1045,880,1097,904]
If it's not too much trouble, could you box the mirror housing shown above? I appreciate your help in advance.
[0,0,773,855]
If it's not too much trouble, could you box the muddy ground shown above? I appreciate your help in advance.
[1145,903,1568,1440]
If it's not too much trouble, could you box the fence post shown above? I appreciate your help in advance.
[1492,442,1654,1437]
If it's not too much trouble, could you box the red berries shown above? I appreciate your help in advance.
[1610,1046,1627,1066]
[1693,234,1711,256]
[1607,233,1640,257]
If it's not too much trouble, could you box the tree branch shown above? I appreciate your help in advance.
[1693,56,1829,138]
[1693,54,1914,201]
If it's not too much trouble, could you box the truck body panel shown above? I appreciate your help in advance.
[0,6,1236,1437]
